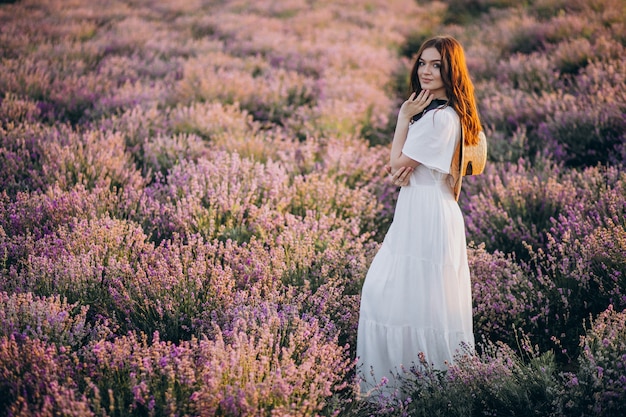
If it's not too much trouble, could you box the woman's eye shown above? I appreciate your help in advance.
[433,64,440,69]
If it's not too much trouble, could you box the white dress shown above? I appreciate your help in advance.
[356,106,474,394]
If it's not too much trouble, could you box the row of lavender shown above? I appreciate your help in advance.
[1,0,625,415]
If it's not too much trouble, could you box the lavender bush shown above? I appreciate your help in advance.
[345,338,559,417]
[563,306,626,415]
[0,335,93,416]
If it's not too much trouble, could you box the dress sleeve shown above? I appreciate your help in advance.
[402,108,460,174]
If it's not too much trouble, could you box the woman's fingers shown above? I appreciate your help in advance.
[404,90,434,114]
[414,89,431,101]
[391,166,413,186]
[397,166,412,184]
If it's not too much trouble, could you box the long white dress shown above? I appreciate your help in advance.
[356,106,474,394]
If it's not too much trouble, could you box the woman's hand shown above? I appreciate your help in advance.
[398,90,434,120]
[388,91,429,177]
[385,165,413,187]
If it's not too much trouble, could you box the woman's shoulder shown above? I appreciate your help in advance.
[433,106,460,123]
[415,105,459,130]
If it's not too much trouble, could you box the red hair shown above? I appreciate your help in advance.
[409,36,482,146]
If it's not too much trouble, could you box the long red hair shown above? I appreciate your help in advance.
[409,36,481,146]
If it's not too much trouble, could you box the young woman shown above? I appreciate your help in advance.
[356,35,480,395]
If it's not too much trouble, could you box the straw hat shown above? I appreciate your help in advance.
[449,130,487,201]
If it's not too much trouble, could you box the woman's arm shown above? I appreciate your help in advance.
[389,90,434,172]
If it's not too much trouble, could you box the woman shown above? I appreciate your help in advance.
[356,35,480,395]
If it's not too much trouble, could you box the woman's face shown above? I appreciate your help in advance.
[417,47,446,99]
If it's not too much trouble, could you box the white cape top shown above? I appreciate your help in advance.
[402,106,460,174]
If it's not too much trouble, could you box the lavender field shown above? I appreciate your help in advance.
[1,0,625,415]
